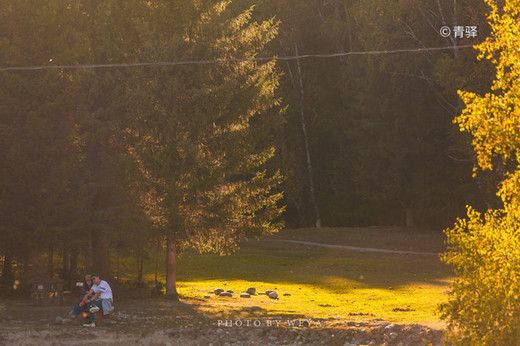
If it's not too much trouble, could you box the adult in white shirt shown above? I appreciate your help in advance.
[83,273,114,327]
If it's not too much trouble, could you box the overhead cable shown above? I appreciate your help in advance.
[0,45,475,72]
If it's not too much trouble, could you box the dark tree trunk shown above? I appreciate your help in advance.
[137,244,144,287]
[0,253,14,291]
[62,247,70,281]
[85,234,94,273]
[116,254,120,281]
[28,251,43,281]
[48,244,54,277]
[165,234,179,300]
[70,249,78,281]
[92,230,113,281]
[154,240,160,289]
[405,206,416,228]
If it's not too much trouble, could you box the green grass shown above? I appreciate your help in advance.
[118,227,453,326]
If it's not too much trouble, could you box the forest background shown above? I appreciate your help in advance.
[0,0,497,294]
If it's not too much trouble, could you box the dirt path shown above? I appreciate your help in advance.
[268,239,439,256]
[0,299,445,345]
[0,323,446,346]
[0,317,445,346]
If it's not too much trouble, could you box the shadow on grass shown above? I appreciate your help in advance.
[177,239,453,292]
[112,228,454,324]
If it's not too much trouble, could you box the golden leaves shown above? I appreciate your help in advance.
[443,2,520,343]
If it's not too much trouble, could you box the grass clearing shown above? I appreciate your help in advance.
[120,227,453,326]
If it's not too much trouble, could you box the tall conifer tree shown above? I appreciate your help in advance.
[124,1,284,298]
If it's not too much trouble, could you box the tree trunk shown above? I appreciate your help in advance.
[154,240,160,289]
[28,251,43,281]
[278,116,307,228]
[48,244,54,277]
[92,229,113,281]
[294,43,322,228]
[85,235,94,273]
[116,254,120,281]
[70,250,78,282]
[165,233,179,300]
[62,247,70,281]
[0,253,14,290]
[405,206,416,228]
[137,245,144,287]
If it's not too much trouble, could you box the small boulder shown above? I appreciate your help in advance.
[246,287,256,295]
[265,289,274,295]
[240,293,251,298]
[283,293,291,296]
[219,292,232,297]
[268,291,278,299]
[214,288,224,295]
[226,290,234,294]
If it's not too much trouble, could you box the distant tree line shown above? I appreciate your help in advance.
[255,0,496,228]
[0,0,498,294]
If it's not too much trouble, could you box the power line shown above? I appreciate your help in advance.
[0,45,474,72]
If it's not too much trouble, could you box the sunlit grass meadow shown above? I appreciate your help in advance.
[119,227,453,326]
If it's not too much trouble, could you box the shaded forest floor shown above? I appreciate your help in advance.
[1,227,452,345]
[0,298,445,345]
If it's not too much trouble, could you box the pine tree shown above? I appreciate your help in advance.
[123,1,285,298]
[0,1,85,285]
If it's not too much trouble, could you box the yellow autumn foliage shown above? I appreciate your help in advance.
[441,0,520,344]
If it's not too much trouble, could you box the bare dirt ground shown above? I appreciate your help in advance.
[0,297,445,345]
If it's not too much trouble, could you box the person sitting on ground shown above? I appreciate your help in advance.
[83,273,114,327]
[68,274,93,320]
